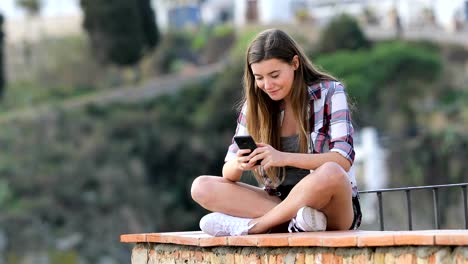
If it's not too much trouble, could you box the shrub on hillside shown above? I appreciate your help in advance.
[315,41,441,129]
[318,13,370,53]
[0,13,4,98]
[199,24,235,64]
[80,0,159,66]
[147,32,198,75]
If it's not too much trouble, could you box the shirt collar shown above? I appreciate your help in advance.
[307,83,322,100]
[279,82,322,111]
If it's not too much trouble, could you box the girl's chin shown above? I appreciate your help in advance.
[268,96,283,101]
[267,93,285,101]
[265,91,284,100]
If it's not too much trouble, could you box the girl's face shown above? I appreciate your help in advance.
[251,56,298,102]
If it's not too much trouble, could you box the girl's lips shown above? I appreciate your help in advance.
[267,89,280,95]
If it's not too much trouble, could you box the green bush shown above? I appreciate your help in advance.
[148,32,196,75]
[0,13,4,98]
[318,13,370,53]
[315,41,441,128]
[80,0,159,66]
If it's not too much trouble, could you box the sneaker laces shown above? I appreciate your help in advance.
[288,206,327,233]
[200,212,255,237]
[218,216,252,236]
[227,221,256,236]
[288,218,302,233]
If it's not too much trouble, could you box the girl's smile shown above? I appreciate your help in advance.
[251,57,298,102]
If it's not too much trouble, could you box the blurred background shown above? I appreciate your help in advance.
[0,0,467,263]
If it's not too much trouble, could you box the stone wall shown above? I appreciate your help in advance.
[131,243,468,264]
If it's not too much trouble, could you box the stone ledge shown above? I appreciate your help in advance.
[129,243,468,264]
[120,230,468,248]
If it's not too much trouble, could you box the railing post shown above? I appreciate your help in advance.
[359,183,468,231]
[432,188,440,229]
[462,186,468,229]
[405,190,412,230]
[377,191,384,231]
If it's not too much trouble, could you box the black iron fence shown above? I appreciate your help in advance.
[359,183,468,231]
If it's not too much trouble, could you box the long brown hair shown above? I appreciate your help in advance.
[241,28,337,185]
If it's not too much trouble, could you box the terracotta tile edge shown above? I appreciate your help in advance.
[120,233,147,243]
[357,234,395,247]
[227,236,259,247]
[287,235,323,247]
[146,233,164,243]
[257,236,290,247]
[121,230,468,247]
[393,233,435,246]
[161,235,200,246]
[199,236,228,247]
[435,234,468,246]
[321,235,357,247]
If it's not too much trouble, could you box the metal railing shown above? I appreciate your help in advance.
[359,183,468,231]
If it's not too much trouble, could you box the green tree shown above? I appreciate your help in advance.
[15,0,41,15]
[0,13,4,98]
[315,41,441,130]
[15,0,42,68]
[318,13,370,53]
[137,0,159,50]
[80,0,159,66]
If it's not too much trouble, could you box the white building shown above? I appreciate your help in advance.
[234,0,298,26]
[153,0,233,31]
[354,127,388,224]
[201,0,234,25]
[232,0,468,30]
[365,0,468,30]
[152,0,202,31]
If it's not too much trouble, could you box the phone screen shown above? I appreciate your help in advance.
[233,136,261,165]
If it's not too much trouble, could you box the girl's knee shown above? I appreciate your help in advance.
[191,175,214,204]
[315,162,350,188]
[318,161,345,175]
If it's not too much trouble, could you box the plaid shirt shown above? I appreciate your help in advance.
[225,80,358,197]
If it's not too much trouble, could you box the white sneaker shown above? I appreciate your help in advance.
[288,206,327,232]
[199,212,255,237]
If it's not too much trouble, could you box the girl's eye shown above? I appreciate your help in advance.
[255,77,263,81]
[271,75,279,78]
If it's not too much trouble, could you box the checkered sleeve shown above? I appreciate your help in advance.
[328,82,355,165]
[224,103,249,162]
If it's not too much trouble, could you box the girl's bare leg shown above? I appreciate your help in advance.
[249,162,354,233]
[191,176,281,218]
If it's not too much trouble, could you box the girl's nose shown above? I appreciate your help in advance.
[264,78,273,90]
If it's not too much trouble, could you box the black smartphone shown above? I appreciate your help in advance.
[234,135,262,165]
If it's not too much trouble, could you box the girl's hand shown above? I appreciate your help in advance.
[235,149,259,171]
[250,143,286,170]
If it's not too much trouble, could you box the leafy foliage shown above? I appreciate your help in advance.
[15,0,41,16]
[315,41,441,131]
[0,13,4,98]
[318,13,371,53]
[0,59,243,261]
[0,36,102,111]
[79,0,159,66]
[1,21,467,261]
[136,0,160,50]
[144,26,235,75]
[148,32,197,74]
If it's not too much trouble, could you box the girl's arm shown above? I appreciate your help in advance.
[223,148,259,182]
[251,144,351,172]
[222,159,243,182]
[283,151,351,171]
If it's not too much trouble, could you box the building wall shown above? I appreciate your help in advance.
[259,0,294,24]
[4,14,83,44]
[232,0,467,31]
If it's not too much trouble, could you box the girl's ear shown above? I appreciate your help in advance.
[292,55,299,70]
